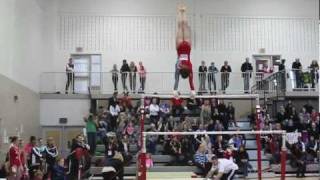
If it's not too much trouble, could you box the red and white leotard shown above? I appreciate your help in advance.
[177,41,194,90]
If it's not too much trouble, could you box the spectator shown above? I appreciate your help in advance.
[200,99,211,125]
[241,57,253,93]
[65,57,74,94]
[198,61,207,92]
[278,59,286,90]
[145,153,154,169]
[208,62,218,94]
[45,137,59,178]
[52,157,66,180]
[227,102,237,127]
[194,144,211,175]
[138,61,147,93]
[149,98,160,125]
[291,142,306,178]
[111,64,119,92]
[119,92,133,112]
[146,124,158,154]
[292,58,303,88]
[220,61,232,93]
[84,114,98,155]
[309,60,319,88]
[235,145,250,179]
[120,59,130,92]
[108,92,118,109]
[102,151,124,180]
[24,136,36,165]
[306,135,318,162]
[169,136,183,165]
[109,101,121,131]
[8,136,23,180]
[171,93,184,117]
[129,61,137,93]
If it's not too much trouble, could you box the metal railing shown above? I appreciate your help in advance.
[40,72,263,95]
[251,69,319,97]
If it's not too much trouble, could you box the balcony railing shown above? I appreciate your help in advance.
[40,72,263,95]
[40,69,319,95]
[252,69,319,97]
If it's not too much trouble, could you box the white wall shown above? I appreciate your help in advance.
[48,0,319,77]
[40,99,90,126]
[0,0,55,91]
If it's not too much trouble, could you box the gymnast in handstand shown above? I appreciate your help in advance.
[173,4,195,96]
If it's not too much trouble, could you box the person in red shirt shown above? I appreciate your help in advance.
[173,4,195,96]
[8,136,22,180]
[171,92,184,116]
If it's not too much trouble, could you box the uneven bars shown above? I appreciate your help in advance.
[143,130,286,136]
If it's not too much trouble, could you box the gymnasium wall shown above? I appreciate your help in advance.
[0,0,55,91]
[50,0,319,76]
[0,74,40,144]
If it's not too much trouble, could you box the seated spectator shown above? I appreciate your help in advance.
[159,100,170,118]
[102,151,124,180]
[171,93,184,117]
[235,145,251,179]
[228,133,246,151]
[123,119,135,143]
[118,135,133,166]
[306,135,318,162]
[146,124,158,154]
[169,136,183,165]
[97,113,108,142]
[145,153,154,169]
[193,144,211,175]
[119,92,133,112]
[186,98,200,114]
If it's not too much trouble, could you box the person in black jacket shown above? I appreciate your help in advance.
[198,61,207,92]
[235,145,250,178]
[240,58,253,93]
[220,61,232,92]
[292,58,302,88]
[278,59,286,90]
[309,60,319,88]
[45,137,59,179]
[208,62,218,94]
[120,59,130,92]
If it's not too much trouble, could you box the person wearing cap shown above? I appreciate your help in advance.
[207,156,238,180]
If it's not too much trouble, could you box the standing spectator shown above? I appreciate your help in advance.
[111,64,119,92]
[171,93,184,117]
[291,143,306,178]
[65,57,74,94]
[278,59,286,90]
[8,136,22,180]
[149,98,160,125]
[44,137,59,179]
[138,61,147,93]
[200,99,211,125]
[198,61,207,92]
[309,60,319,88]
[241,58,253,93]
[292,58,303,88]
[227,102,237,127]
[120,59,130,92]
[24,136,37,164]
[208,62,218,94]
[84,114,98,155]
[129,61,137,93]
[220,61,232,93]
[109,102,121,131]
